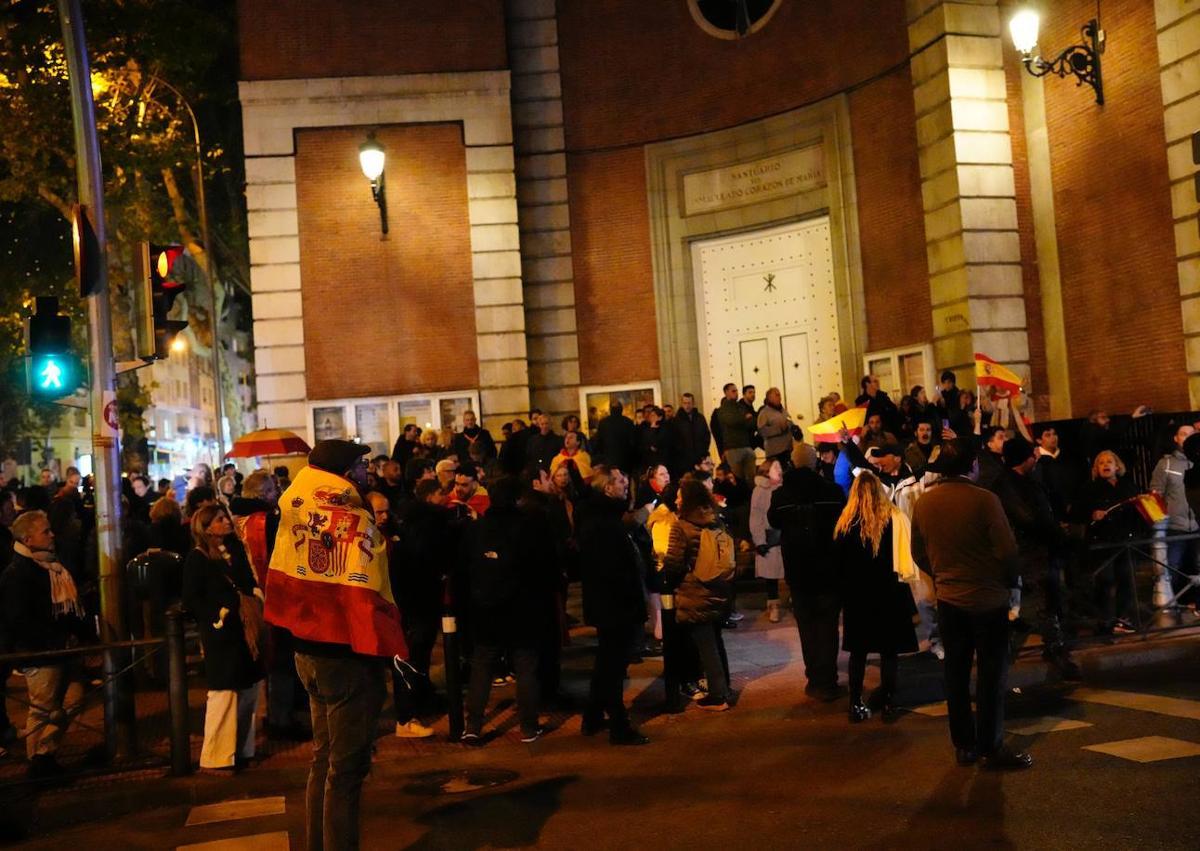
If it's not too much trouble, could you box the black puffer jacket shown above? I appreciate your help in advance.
[662,504,732,625]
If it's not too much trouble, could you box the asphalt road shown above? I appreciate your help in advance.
[10,603,1200,850]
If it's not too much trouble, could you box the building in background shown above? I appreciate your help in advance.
[236,0,1200,457]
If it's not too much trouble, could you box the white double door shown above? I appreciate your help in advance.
[690,217,842,430]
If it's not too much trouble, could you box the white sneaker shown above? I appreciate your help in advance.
[930,640,945,661]
[395,720,435,738]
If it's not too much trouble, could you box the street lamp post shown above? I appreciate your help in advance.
[146,75,226,463]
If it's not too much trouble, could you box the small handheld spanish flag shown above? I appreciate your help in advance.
[808,406,868,444]
[1134,493,1168,524]
[974,353,1023,395]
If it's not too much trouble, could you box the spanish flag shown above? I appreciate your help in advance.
[809,405,868,443]
[975,353,1023,394]
[1134,493,1168,524]
[264,465,407,658]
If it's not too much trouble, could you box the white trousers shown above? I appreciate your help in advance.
[200,684,259,768]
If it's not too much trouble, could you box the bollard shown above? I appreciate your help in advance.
[166,609,192,776]
[442,614,463,741]
[1151,522,1174,623]
[103,645,137,761]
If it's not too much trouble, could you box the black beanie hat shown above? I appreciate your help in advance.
[308,439,369,475]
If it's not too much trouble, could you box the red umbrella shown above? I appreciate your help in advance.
[225,428,310,458]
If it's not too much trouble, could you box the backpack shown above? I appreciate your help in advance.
[692,526,736,583]
[468,518,520,611]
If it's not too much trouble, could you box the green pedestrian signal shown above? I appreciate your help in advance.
[25,297,80,401]
[39,357,64,390]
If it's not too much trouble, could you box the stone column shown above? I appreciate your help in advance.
[506,0,582,421]
[1156,0,1200,407]
[908,0,1031,394]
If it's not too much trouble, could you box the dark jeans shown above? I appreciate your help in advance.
[268,627,307,728]
[393,613,439,724]
[794,591,842,690]
[938,602,1010,755]
[538,594,565,699]
[764,578,779,600]
[586,624,632,727]
[465,643,540,736]
[1015,556,1069,655]
[1167,535,1200,607]
[1093,549,1134,627]
[684,621,730,702]
[848,652,898,702]
[661,605,701,702]
[295,653,387,851]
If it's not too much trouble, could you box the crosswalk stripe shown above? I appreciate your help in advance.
[1007,716,1093,735]
[185,797,286,827]
[1083,736,1200,763]
[1069,688,1200,722]
[177,831,290,851]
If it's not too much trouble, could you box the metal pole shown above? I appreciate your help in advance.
[56,0,132,756]
[166,609,192,776]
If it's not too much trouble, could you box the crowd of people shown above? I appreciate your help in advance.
[3,370,1200,845]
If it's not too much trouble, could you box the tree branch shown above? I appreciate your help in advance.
[160,166,204,259]
[36,185,72,220]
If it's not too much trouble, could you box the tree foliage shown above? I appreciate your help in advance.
[0,0,247,460]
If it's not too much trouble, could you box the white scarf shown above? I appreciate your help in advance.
[14,542,85,618]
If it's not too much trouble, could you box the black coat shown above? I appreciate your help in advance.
[393,500,452,619]
[499,428,532,475]
[576,494,648,630]
[592,414,638,473]
[0,551,92,654]
[1073,476,1145,543]
[670,409,712,474]
[526,430,564,471]
[767,467,846,595]
[182,545,263,690]
[635,422,672,477]
[463,505,557,646]
[452,427,497,465]
[1035,453,1086,521]
[836,523,918,655]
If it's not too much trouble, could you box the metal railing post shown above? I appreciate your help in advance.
[102,645,136,761]
[166,609,192,776]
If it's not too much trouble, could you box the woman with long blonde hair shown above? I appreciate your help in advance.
[834,471,918,723]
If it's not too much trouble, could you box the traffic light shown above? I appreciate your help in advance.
[135,241,188,360]
[25,296,80,400]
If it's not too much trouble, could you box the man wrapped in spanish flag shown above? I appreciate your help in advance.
[265,439,406,851]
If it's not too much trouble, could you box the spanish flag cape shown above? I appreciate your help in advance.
[264,465,407,658]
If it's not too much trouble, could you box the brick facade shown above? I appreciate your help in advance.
[293,124,479,399]
[566,148,659,387]
[850,66,933,354]
[556,0,911,151]
[1040,0,1188,414]
[238,0,508,82]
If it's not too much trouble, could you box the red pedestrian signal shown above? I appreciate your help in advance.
[135,241,189,360]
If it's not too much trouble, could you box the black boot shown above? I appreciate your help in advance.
[848,698,871,723]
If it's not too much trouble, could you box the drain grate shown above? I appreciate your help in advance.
[403,768,520,796]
